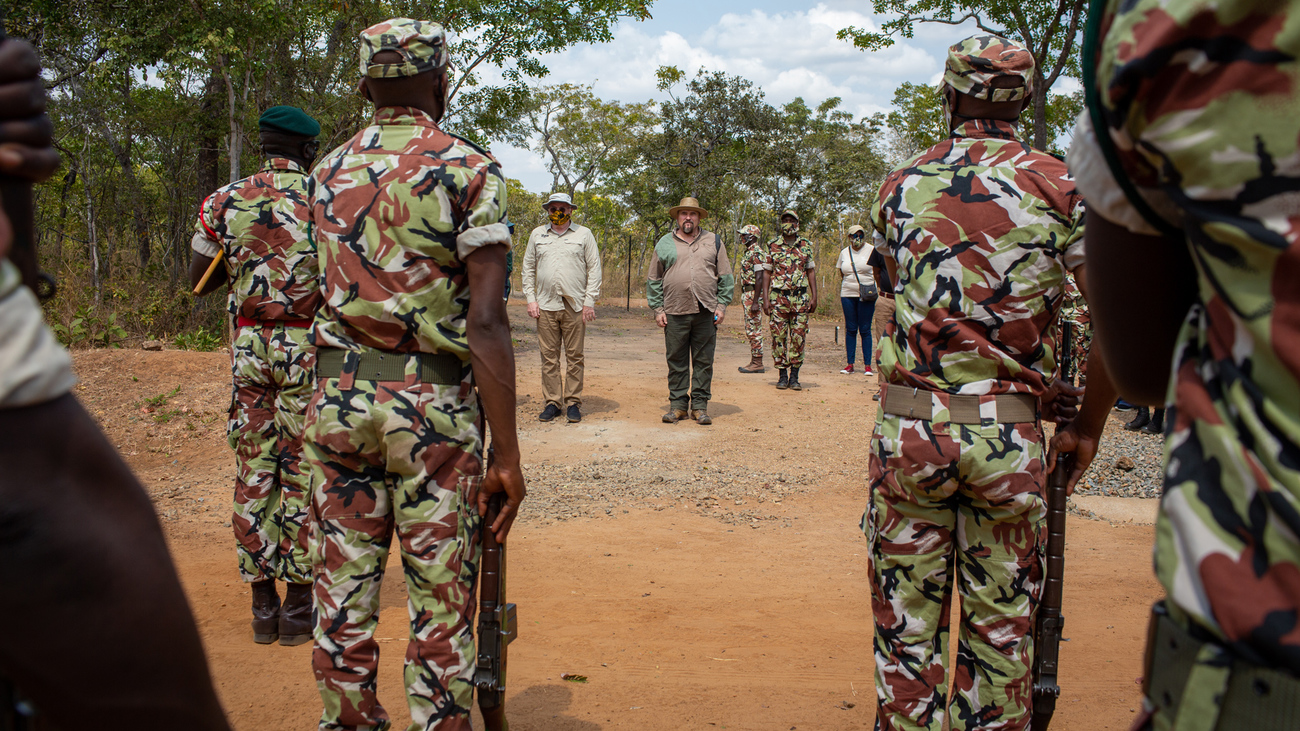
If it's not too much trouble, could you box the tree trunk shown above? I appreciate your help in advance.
[84,170,101,306]
[1032,73,1048,151]
[222,61,243,183]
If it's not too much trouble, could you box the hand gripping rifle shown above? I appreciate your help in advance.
[1032,319,1075,730]
[474,480,518,730]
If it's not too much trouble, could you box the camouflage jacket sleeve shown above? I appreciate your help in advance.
[646,233,670,313]
[452,158,511,260]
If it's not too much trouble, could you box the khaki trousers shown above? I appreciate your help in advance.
[873,296,896,387]
[538,305,585,407]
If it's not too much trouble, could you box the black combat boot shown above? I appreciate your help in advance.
[1141,408,1166,435]
[776,368,789,390]
[250,578,280,644]
[279,582,313,646]
[1124,406,1150,431]
[789,366,802,391]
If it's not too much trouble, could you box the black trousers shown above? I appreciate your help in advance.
[664,303,716,410]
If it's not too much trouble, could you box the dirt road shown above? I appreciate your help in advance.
[72,300,1161,730]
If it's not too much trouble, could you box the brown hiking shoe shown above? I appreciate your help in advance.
[737,357,765,374]
[662,409,688,424]
[250,578,280,644]
[279,582,313,647]
[692,409,712,425]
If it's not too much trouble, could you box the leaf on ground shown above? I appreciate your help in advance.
[560,673,588,683]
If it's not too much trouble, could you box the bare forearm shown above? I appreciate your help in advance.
[1076,338,1119,438]
[188,252,226,295]
[0,396,230,730]
[466,245,520,465]
[1084,210,1195,405]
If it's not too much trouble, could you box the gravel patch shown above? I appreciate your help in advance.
[1070,412,1167,500]
[517,456,850,528]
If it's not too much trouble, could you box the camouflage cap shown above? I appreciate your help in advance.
[737,224,761,238]
[847,224,866,237]
[943,35,1035,102]
[359,18,448,78]
[780,209,800,222]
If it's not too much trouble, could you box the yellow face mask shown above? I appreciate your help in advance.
[549,208,571,226]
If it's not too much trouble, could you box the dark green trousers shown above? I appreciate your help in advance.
[664,303,716,411]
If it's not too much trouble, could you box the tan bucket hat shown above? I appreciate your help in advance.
[668,196,708,219]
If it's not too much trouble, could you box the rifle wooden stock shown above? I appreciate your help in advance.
[1032,452,1071,730]
[1033,318,1076,730]
[192,253,225,295]
[474,491,516,731]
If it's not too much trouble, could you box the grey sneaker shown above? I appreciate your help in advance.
[566,405,581,423]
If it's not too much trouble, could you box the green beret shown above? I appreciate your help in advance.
[258,106,320,138]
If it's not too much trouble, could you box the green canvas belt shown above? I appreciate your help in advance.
[1144,602,1300,730]
[771,286,806,295]
[316,347,462,385]
[881,385,1037,424]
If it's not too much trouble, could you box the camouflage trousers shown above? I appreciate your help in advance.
[741,288,764,360]
[864,392,1046,731]
[303,353,482,731]
[769,288,810,369]
[229,321,316,584]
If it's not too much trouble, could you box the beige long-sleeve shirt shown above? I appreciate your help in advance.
[522,223,602,312]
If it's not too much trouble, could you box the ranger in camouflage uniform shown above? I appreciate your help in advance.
[736,224,768,374]
[190,105,323,647]
[302,18,525,731]
[760,210,817,390]
[866,36,1117,731]
[1069,1,1300,726]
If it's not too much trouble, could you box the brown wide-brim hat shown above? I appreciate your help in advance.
[668,196,709,219]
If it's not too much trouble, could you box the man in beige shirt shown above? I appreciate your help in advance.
[647,197,735,425]
[523,192,602,423]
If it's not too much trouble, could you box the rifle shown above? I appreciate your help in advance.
[1032,319,1075,730]
[0,13,56,303]
[474,488,517,731]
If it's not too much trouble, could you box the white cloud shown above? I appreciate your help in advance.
[484,3,1073,191]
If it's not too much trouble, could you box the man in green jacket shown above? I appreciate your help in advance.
[647,197,734,425]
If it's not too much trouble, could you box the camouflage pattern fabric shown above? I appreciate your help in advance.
[1058,275,1091,380]
[359,18,449,78]
[741,288,764,360]
[761,236,814,291]
[868,108,1083,731]
[864,399,1045,731]
[943,35,1035,102]
[737,236,765,290]
[1084,0,1300,704]
[303,366,481,731]
[769,288,810,370]
[194,158,322,321]
[871,118,1085,398]
[304,102,507,731]
[764,237,814,370]
[738,239,767,359]
[307,106,508,358]
[229,323,316,584]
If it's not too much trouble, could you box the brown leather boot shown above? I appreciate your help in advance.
[279,581,313,647]
[250,578,280,644]
[737,356,765,374]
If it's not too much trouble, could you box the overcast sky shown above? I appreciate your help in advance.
[484,0,988,193]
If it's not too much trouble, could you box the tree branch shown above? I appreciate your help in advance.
[46,47,108,89]
[1045,0,1086,88]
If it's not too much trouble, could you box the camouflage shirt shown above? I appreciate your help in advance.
[307,106,510,358]
[1073,0,1300,672]
[193,158,322,321]
[872,118,1085,397]
[738,242,766,289]
[761,237,815,290]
